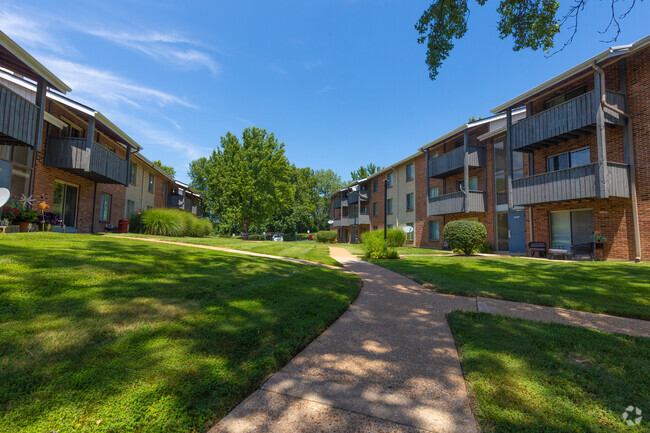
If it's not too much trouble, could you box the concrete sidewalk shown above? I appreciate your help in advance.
[209,247,480,433]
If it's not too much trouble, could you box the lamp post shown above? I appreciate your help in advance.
[384,178,388,251]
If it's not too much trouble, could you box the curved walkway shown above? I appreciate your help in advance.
[210,247,480,433]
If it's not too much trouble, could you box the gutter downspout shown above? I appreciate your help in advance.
[591,61,641,262]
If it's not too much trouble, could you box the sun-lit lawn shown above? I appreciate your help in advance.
[0,233,360,433]
[104,233,341,266]
[371,255,650,320]
[334,242,452,256]
[448,311,650,433]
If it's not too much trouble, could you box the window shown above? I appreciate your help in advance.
[406,223,414,241]
[373,226,378,231]
[0,144,34,197]
[99,193,112,222]
[547,148,590,172]
[513,151,524,180]
[126,200,135,217]
[161,182,167,197]
[386,198,393,214]
[429,221,439,241]
[430,151,439,159]
[429,185,439,199]
[372,202,378,216]
[550,209,593,250]
[148,173,154,193]
[147,205,153,211]
[406,193,414,211]
[458,176,478,191]
[387,224,393,229]
[61,119,83,138]
[130,163,137,185]
[53,181,79,227]
[373,179,378,192]
[386,173,393,188]
[406,164,414,182]
[494,140,508,212]
[361,204,368,214]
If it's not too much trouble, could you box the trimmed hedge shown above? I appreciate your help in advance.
[316,231,337,243]
[443,220,487,255]
[142,209,213,237]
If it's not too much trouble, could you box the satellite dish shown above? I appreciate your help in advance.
[328,220,334,225]
[0,188,9,208]
[402,225,414,234]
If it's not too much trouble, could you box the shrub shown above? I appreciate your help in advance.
[141,209,212,237]
[479,240,493,254]
[128,212,144,233]
[386,228,406,247]
[361,230,399,259]
[443,220,487,255]
[316,231,337,243]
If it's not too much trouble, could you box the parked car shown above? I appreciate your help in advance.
[272,234,283,242]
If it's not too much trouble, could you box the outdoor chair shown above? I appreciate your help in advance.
[570,242,595,261]
[528,242,547,258]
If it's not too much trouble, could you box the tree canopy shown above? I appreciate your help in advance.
[152,160,176,178]
[188,127,294,234]
[416,0,640,80]
[350,163,383,181]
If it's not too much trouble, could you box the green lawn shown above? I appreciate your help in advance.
[103,234,341,266]
[0,233,360,433]
[370,255,650,320]
[335,242,452,256]
[448,311,650,433]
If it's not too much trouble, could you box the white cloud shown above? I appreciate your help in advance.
[0,11,73,55]
[304,61,322,70]
[269,63,288,75]
[40,57,196,109]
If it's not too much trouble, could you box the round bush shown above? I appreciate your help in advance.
[315,230,337,243]
[361,230,400,259]
[386,228,406,247]
[142,209,185,236]
[443,220,487,255]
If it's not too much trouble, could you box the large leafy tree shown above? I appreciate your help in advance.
[350,163,383,181]
[416,0,641,80]
[152,160,176,178]
[188,127,294,234]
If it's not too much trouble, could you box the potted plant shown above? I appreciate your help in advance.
[14,207,38,232]
[594,235,608,249]
[35,211,63,232]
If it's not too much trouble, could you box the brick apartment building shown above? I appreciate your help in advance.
[0,31,200,233]
[332,35,649,261]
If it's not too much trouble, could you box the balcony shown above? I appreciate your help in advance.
[331,214,370,227]
[512,162,630,206]
[0,83,40,147]
[44,136,129,184]
[333,197,341,208]
[428,191,486,216]
[510,90,626,152]
[348,189,371,203]
[428,145,485,178]
[167,194,184,208]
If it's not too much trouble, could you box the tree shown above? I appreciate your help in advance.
[313,169,344,229]
[188,127,294,234]
[152,160,176,178]
[416,0,640,80]
[350,163,383,181]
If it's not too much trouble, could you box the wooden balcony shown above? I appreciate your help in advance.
[332,214,370,227]
[428,145,485,178]
[44,136,129,185]
[510,90,626,151]
[428,191,486,216]
[333,197,341,208]
[0,83,40,147]
[167,194,184,208]
[348,189,370,203]
[512,162,630,206]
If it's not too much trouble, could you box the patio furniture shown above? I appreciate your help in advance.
[548,248,569,260]
[571,242,595,261]
[528,242,547,258]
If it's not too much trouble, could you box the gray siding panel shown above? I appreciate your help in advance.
[428,146,485,178]
[0,83,40,147]
[428,191,486,216]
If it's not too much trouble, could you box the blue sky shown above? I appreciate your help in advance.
[1,1,648,183]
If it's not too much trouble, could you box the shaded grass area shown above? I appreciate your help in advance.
[0,233,360,433]
[370,255,650,320]
[448,311,650,433]
[104,233,341,266]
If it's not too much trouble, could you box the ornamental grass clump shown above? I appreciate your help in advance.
[361,230,400,259]
[142,208,213,237]
[443,220,487,255]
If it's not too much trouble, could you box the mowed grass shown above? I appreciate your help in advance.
[370,255,650,320]
[104,233,340,266]
[0,233,360,433]
[335,242,452,256]
[448,311,650,433]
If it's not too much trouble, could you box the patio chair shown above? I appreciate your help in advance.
[570,242,595,261]
[528,242,547,258]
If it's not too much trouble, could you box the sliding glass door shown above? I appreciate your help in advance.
[53,181,79,228]
[550,209,593,250]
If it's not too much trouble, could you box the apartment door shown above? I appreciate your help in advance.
[508,211,526,253]
[53,181,79,228]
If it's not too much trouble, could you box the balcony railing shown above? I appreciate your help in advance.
[510,90,626,151]
[348,190,371,203]
[333,198,341,208]
[511,162,630,206]
[45,136,129,185]
[331,214,370,227]
[428,145,485,178]
[167,194,184,208]
[0,83,40,147]
[428,191,486,216]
